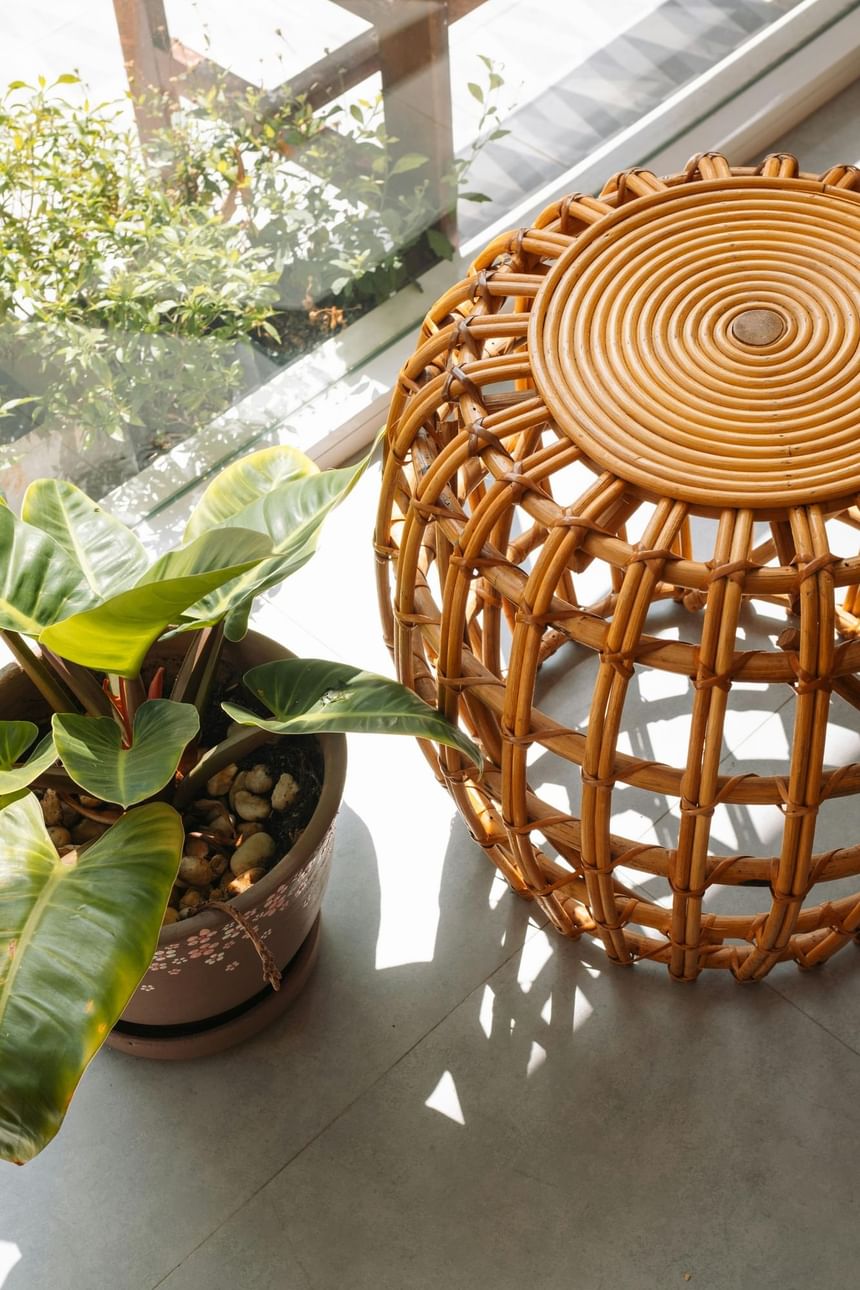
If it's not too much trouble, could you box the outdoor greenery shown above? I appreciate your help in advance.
[0,440,481,1165]
[0,64,505,485]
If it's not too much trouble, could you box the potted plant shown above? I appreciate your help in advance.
[0,441,480,1165]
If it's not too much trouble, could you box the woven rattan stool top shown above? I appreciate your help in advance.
[375,152,860,982]
[530,167,860,511]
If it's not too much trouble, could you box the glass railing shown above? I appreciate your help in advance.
[0,0,843,511]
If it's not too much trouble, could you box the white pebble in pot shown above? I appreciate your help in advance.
[272,773,300,811]
[179,853,214,887]
[234,790,271,821]
[228,772,247,810]
[41,789,63,827]
[230,832,276,876]
[206,763,239,798]
[244,764,274,794]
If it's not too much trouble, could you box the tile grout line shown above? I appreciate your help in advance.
[763,972,860,1060]
[148,909,549,1290]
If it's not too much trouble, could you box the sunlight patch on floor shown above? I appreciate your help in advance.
[516,929,553,993]
[478,984,495,1039]
[374,897,439,971]
[574,985,595,1030]
[488,873,510,910]
[526,1040,547,1078]
[340,734,452,971]
[424,1071,466,1126]
[0,1242,21,1288]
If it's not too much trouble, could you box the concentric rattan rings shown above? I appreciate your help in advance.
[530,178,860,508]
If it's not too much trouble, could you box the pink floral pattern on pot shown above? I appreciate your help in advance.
[139,824,335,990]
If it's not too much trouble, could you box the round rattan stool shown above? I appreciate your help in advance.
[375,152,860,981]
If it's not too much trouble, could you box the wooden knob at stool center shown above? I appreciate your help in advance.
[730,308,786,346]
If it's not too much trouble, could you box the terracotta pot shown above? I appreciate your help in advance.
[0,631,347,1059]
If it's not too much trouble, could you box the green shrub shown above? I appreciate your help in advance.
[0,78,278,454]
[0,64,505,478]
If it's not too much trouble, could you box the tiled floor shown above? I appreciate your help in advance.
[4,55,860,1290]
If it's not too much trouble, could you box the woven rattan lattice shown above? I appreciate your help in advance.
[375,152,860,981]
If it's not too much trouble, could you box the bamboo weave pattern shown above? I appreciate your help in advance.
[375,154,860,980]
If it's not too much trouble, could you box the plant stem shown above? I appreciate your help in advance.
[169,624,226,718]
[192,623,226,719]
[119,675,146,725]
[103,678,133,745]
[40,649,113,718]
[0,631,79,714]
[169,627,213,704]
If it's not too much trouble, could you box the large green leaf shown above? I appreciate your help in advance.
[222,526,319,642]
[0,797,183,1164]
[0,506,92,636]
[53,700,199,806]
[0,722,57,796]
[261,458,366,550]
[0,722,41,770]
[38,528,272,676]
[21,480,148,599]
[223,659,483,768]
[181,456,370,641]
[139,528,273,588]
[183,445,318,542]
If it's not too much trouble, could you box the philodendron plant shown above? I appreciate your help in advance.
[0,444,480,1165]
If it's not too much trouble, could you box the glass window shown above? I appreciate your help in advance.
[0,0,852,515]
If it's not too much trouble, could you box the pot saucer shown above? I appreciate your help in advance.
[106,916,321,1060]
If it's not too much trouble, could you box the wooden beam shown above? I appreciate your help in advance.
[448,0,489,20]
[168,38,255,103]
[268,0,488,112]
[117,0,463,252]
[332,0,487,27]
[264,29,380,112]
[374,1,457,244]
[112,0,176,136]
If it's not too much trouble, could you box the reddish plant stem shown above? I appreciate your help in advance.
[147,667,166,700]
[58,793,122,824]
[102,679,133,745]
[119,675,145,727]
[0,631,78,714]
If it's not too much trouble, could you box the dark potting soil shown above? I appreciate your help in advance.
[234,735,324,856]
[145,659,326,858]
